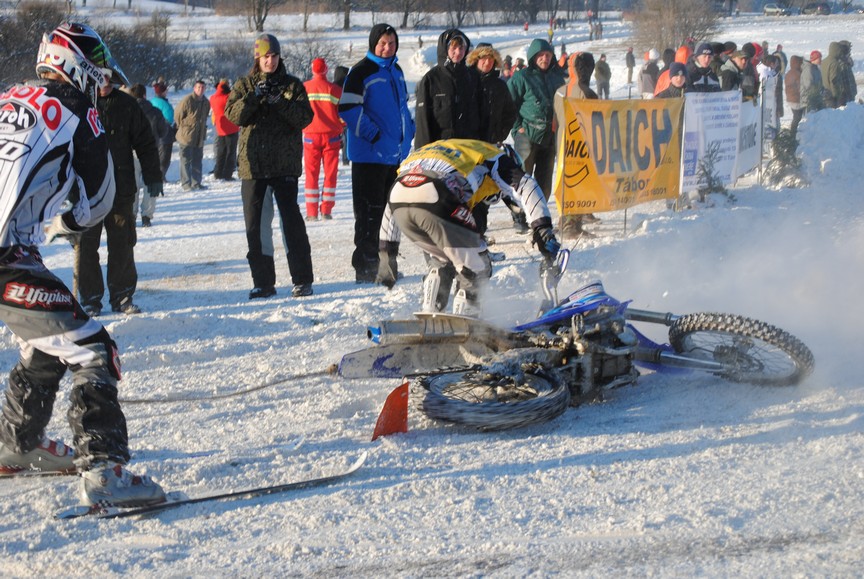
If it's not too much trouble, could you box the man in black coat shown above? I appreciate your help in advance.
[414,28,482,148]
[74,82,163,316]
[466,43,517,145]
[465,42,518,234]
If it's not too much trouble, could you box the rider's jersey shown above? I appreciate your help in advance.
[392,138,551,223]
[0,80,115,248]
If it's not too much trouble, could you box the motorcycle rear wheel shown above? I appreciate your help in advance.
[669,313,814,386]
[416,369,570,430]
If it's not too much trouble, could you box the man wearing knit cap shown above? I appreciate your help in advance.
[338,23,414,284]
[687,43,721,92]
[656,62,689,98]
[224,33,315,300]
[302,58,343,220]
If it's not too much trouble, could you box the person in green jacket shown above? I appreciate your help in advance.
[508,38,567,215]
[225,33,315,300]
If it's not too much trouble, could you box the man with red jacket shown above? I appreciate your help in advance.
[210,79,240,181]
[302,58,343,220]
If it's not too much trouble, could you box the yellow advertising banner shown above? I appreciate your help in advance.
[554,98,684,215]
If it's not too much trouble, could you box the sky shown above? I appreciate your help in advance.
[1,4,862,576]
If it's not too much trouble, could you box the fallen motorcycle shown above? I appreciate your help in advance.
[339,254,815,430]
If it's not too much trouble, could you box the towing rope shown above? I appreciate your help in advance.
[118,364,339,404]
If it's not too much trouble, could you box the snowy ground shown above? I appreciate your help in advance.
[1,6,863,577]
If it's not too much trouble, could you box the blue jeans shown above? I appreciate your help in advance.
[178,144,203,189]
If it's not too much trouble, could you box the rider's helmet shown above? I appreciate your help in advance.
[498,143,524,169]
[36,22,129,103]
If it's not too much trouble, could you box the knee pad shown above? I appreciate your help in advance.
[71,328,122,383]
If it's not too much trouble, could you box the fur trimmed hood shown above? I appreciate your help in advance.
[466,44,503,69]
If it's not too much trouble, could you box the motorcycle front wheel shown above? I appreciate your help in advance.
[415,368,571,430]
[669,313,814,386]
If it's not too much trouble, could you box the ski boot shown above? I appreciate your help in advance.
[80,462,166,507]
[0,438,76,476]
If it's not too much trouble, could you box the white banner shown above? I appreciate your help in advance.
[681,91,742,192]
[735,98,762,178]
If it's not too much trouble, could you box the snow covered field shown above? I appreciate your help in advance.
[1,5,863,576]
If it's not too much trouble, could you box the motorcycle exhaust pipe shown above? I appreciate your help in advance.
[367,317,474,346]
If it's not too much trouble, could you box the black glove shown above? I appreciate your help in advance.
[146,182,163,197]
[254,80,269,98]
[375,241,399,289]
[265,78,285,104]
[533,226,560,261]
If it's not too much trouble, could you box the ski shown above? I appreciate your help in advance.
[0,469,76,479]
[4,437,305,479]
[55,451,367,520]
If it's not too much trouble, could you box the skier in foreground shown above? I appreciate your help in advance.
[376,139,560,316]
[0,23,165,507]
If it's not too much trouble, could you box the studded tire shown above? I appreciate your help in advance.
[414,368,571,430]
[669,313,814,386]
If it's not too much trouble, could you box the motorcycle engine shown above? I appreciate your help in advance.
[565,305,640,402]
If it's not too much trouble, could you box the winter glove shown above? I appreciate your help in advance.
[146,182,163,197]
[264,78,285,104]
[533,226,561,262]
[375,241,400,289]
[254,80,269,98]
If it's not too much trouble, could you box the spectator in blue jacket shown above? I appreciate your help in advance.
[338,23,415,283]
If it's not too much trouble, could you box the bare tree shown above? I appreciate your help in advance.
[244,0,288,32]
[632,0,721,53]
[516,0,545,24]
[398,0,422,29]
[545,0,560,24]
[338,0,352,30]
[301,0,313,31]
[446,0,474,27]
[0,1,67,86]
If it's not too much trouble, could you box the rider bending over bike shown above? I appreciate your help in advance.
[376,139,560,316]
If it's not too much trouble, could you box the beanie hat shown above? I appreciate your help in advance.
[695,43,713,57]
[311,58,327,75]
[648,48,660,61]
[254,34,280,60]
[368,23,398,53]
[810,50,822,61]
[669,62,687,77]
[723,41,737,54]
[742,42,756,59]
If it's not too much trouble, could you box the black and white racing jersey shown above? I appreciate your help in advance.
[0,80,115,247]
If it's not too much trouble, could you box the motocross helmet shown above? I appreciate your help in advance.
[36,22,129,103]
